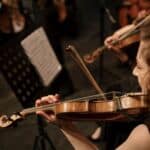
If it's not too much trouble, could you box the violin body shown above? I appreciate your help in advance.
[55,93,148,121]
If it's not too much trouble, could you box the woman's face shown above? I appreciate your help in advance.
[133,42,149,92]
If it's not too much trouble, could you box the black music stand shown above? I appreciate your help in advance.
[0,39,43,107]
[33,115,56,150]
[0,35,56,150]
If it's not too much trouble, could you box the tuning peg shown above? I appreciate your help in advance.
[0,115,12,128]
[0,112,23,128]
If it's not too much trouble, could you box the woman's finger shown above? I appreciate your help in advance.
[36,111,56,122]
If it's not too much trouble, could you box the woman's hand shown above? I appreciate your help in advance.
[104,35,128,63]
[104,24,135,51]
[104,25,136,63]
[35,94,60,122]
[104,33,123,52]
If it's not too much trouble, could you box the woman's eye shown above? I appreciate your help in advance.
[136,65,141,69]
[136,64,144,70]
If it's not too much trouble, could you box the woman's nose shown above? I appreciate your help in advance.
[132,66,137,76]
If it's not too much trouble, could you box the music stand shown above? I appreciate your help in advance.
[33,115,56,150]
[0,38,43,107]
[0,36,56,150]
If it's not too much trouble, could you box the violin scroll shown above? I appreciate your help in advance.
[83,47,103,64]
[0,113,23,128]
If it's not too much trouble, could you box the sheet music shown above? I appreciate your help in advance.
[21,27,62,86]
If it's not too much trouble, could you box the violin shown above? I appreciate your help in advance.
[83,14,150,64]
[0,0,25,34]
[84,25,139,64]
[0,92,149,128]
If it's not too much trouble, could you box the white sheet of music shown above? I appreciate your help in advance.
[21,27,62,86]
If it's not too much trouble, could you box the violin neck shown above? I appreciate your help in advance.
[98,45,107,53]
[94,45,107,56]
[20,105,55,116]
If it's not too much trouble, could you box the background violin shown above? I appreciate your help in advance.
[84,13,150,65]
[84,0,149,63]
[0,92,149,128]
[84,24,140,64]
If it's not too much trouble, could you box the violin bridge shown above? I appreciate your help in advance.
[115,97,122,111]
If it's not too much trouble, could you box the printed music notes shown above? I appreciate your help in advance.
[21,27,62,86]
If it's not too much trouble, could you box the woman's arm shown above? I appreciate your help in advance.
[58,120,98,150]
[35,94,98,150]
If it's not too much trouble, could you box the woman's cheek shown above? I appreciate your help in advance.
[142,73,150,93]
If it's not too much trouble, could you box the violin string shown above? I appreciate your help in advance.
[21,92,147,115]
[21,91,122,115]
[124,92,147,97]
